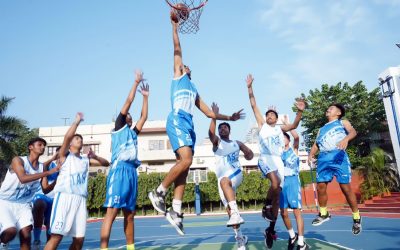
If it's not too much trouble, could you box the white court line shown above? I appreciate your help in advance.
[310,237,354,250]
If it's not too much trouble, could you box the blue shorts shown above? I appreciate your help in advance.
[32,194,54,224]
[280,175,302,209]
[166,110,196,153]
[316,149,351,184]
[103,162,138,211]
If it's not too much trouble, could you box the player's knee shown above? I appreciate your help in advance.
[33,199,47,211]
[0,227,17,243]
[280,209,288,218]
[72,237,84,248]
[180,157,193,168]
[220,177,231,187]
[19,227,32,242]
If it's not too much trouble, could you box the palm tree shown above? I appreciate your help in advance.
[0,96,26,179]
[357,148,400,201]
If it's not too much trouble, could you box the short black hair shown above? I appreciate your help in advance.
[218,122,231,131]
[265,109,278,118]
[27,137,47,148]
[73,134,83,140]
[283,132,290,141]
[330,103,346,119]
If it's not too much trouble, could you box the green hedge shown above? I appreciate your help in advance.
[87,170,317,216]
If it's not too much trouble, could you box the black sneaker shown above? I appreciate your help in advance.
[297,242,310,250]
[352,217,362,235]
[262,204,276,222]
[264,227,277,249]
[148,189,166,214]
[166,208,185,236]
[288,233,298,250]
[312,212,331,226]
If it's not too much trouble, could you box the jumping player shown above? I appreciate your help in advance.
[308,103,361,235]
[100,71,149,250]
[148,13,244,236]
[208,103,253,250]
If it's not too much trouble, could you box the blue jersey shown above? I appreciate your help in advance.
[111,124,141,170]
[170,73,198,116]
[282,148,300,176]
[316,119,348,152]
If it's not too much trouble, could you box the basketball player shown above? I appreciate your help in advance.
[100,71,149,250]
[308,104,361,235]
[245,74,306,248]
[0,137,60,250]
[32,147,61,249]
[148,13,244,235]
[279,116,308,250]
[208,103,253,250]
[44,113,109,250]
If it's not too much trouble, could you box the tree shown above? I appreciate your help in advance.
[300,82,387,160]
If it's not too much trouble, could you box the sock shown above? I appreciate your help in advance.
[172,199,182,214]
[320,207,328,216]
[33,227,41,242]
[126,244,135,250]
[298,235,304,246]
[269,221,276,232]
[352,210,360,220]
[233,227,242,238]
[228,200,239,214]
[156,184,167,196]
[287,228,295,238]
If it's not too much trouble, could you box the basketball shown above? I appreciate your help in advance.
[176,3,190,21]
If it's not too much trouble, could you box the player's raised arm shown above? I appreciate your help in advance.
[246,74,264,128]
[121,70,143,116]
[281,98,306,132]
[134,82,149,133]
[282,115,300,154]
[171,12,184,78]
[208,102,221,151]
[195,96,245,121]
[58,112,84,162]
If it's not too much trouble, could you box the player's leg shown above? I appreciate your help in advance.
[18,226,32,250]
[293,209,309,249]
[32,195,48,248]
[311,181,331,225]
[44,234,63,250]
[100,208,119,248]
[339,183,361,235]
[122,209,136,249]
[0,201,18,245]
[279,179,297,250]
[70,237,84,250]
[221,174,244,226]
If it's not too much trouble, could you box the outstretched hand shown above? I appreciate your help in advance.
[282,115,290,125]
[75,112,84,123]
[211,102,219,115]
[246,74,254,88]
[135,70,144,84]
[231,109,246,121]
[88,147,96,159]
[170,9,179,24]
[295,98,307,112]
[138,81,149,97]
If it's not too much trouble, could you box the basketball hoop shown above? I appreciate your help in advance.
[166,0,208,34]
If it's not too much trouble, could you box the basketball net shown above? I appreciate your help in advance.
[166,0,208,34]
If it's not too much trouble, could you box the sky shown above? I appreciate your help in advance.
[1,0,399,144]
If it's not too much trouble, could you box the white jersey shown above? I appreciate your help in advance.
[53,153,89,198]
[258,123,285,157]
[214,140,241,179]
[0,156,43,204]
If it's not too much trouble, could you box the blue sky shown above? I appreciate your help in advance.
[1,0,399,143]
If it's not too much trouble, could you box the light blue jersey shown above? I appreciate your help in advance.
[170,73,198,116]
[110,124,141,170]
[0,156,43,203]
[316,119,348,152]
[258,123,285,156]
[282,147,300,176]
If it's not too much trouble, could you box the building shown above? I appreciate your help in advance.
[38,118,310,179]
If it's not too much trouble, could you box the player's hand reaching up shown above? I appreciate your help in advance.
[134,70,144,84]
[75,112,84,124]
[246,74,254,88]
[211,102,219,115]
[230,109,246,121]
[295,98,307,112]
[282,115,290,125]
[138,81,149,97]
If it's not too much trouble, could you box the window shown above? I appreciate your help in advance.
[148,140,165,150]
[82,144,100,154]
[47,146,59,156]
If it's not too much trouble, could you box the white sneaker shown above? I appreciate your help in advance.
[227,212,245,227]
[32,240,41,250]
[236,235,248,250]
[0,243,9,250]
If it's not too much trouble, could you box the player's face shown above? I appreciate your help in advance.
[126,113,133,127]
[71,135,83,150]
[265,112,278,125]
[218,124,230,137]
[326,106,341,119]
[29,141,46,155]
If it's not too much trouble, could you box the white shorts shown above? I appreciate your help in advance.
[217,169,243,207]
[49,192,87,237]
[0,199,33,234]
[258,155,284,188]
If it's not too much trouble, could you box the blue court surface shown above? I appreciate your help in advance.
[6,213,400,249]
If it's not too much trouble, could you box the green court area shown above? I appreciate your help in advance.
[140,238,350,250]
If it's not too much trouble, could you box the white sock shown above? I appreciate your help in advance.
[298,235,304,246]
[172,199,182,214]
[228,200,239,214]
[156,184,167,196]
[233,227,242,238]
[288,228,295,238]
